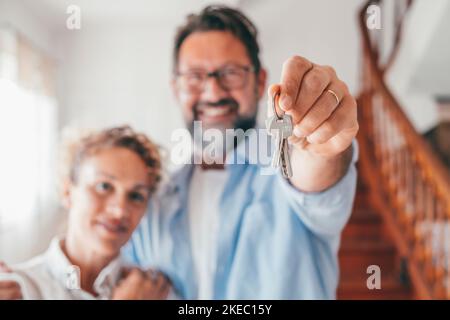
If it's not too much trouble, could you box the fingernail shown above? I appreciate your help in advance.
[281,95,292,110]
[293,126,306,138]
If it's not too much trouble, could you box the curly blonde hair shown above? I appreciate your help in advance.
[60,125,162,194]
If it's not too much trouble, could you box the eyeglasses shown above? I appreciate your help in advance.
[175,65,255,93]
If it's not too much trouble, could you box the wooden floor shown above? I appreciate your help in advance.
[337,173,413,300]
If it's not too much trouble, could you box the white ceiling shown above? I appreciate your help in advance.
[17,0,243,28]
[409,0,450,97]
[388,0,450,98]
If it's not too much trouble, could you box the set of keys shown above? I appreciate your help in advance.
[265,91,293,178]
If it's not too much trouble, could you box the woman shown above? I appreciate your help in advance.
[0,126,170,299]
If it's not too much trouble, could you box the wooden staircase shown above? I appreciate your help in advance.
[336,0,450,299]
[337,169,413,300]
[356,0,450,299]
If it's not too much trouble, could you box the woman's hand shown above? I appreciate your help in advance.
[112,268,171,300]
[0,261,23,300]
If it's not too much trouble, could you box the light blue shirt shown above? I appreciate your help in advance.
[123,133,358,299]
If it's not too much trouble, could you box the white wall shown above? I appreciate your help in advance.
[56,21,183,148]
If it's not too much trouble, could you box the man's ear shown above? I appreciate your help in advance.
[257,68,267,100]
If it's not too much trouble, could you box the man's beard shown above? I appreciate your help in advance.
[187,97,258,159]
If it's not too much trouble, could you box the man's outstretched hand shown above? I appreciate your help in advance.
[269,56,358,192]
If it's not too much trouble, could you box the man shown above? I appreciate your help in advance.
[123,5,358,299]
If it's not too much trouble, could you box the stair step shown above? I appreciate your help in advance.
[342,208,383,239]
[340,237,394,251]
[337,178,414,299]
[339,238,397,272]
[337,274,412,300]
[342,222,382,239]
[348,208,381,223]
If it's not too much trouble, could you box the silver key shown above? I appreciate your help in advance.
[266,113,292,167]
[265,92,293,177]
[281,138,293,178]
[266,115,283,167]
[277,116,293,177]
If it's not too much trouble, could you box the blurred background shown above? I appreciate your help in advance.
[0,0,449,299]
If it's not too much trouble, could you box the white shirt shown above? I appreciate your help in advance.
[188,166,228,299]
[5,237,123,300]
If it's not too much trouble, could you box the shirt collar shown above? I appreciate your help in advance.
[161,127,270,197]
[44,237,123,299]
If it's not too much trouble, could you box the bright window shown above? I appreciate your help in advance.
[0,27,58,262]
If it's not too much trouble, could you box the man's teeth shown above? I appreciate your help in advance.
[203,107,231,117]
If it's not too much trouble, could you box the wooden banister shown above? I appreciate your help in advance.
[381,0,413,74]
[358,0,450,299]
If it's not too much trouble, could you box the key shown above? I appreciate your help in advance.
[277,115,293,177]
[281,138,293,178]
[266,113,292,167]
[266,92,293,177]
[265,115,283,167]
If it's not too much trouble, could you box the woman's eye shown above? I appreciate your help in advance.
[95,182,112,193]
[129,191,146,203]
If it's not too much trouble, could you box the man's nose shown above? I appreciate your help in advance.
[200,75,228,101]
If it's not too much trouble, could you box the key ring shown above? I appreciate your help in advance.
[272,91,284,120]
